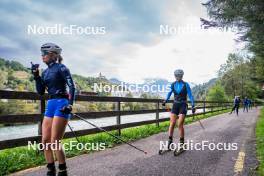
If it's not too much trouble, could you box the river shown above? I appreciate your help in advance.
[0,109,205,141]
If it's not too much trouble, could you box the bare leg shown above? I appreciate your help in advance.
[51,117,68,164]
[168,113,178,137]
[42,117,54,163]
[178,114,185,139]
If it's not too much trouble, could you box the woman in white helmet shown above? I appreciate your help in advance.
[162,69,195,151]
[31,43,75,176]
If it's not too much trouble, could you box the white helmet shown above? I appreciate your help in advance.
[41,43,62,55]
[174,69,184,78]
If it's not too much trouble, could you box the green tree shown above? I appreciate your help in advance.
[202,0,264,56]
[202,0,264,98]
[207,83,228,102]
[0,70,7,89]
[0,100,37,115]
[218,53,260,99]
[123,92,134,110]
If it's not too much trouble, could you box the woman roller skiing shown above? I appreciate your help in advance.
[31,43,75,176]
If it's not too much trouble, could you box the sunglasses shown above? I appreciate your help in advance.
[175,75,183,78]
[41,50,50,56]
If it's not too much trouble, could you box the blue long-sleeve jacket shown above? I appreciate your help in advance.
[165,81,195,107]
[234,98,241,105]
[243,98,249,105]
[34,62,75,105]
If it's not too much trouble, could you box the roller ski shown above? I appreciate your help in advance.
[173,140,186,156]
[158,137,173,155]
[173,146,185,156]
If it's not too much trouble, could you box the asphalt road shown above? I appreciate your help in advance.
[14,108,260,176]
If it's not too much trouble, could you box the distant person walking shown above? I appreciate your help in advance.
[248,99,252,109]
[243,97,249,112]
[230,96,241,116]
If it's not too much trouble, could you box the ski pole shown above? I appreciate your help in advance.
[197,118,205,130]
[67,123,80,143]
[72,113,148,154]
[192,109,205,130]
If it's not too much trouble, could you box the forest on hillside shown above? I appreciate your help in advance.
[0,58,161,116]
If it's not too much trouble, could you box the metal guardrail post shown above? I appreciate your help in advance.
[38,97,45,136]
[156,101,159,127]
[116,101,121,136]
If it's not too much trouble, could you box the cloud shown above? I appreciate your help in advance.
[0,0,237,84]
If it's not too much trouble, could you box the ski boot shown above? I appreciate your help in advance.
[159,136,173,155]
[46,163,56,176]
[174,138,186,156]
[57,163,68,176]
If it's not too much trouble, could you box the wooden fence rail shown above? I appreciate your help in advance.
[0,90,237,150]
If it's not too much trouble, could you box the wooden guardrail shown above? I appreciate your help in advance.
[0,90,235,150]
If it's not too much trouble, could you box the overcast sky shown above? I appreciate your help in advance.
[0,0,240,84]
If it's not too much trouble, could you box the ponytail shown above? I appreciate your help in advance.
[50,52,63,63]
[57,55,63,63]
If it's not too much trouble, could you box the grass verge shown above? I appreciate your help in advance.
[256,107,264,175]
[0,109,230,175]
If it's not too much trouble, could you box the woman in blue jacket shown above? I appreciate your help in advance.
[31,43,75,176]
[163,69,195,150]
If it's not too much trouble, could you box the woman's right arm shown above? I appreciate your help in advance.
[34,73,45,95]
[165,83,173,102]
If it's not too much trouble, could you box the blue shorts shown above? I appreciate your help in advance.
[171,102,188,116]
[44,98,70,119]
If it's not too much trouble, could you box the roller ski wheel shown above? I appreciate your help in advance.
[158,148,171,155]
[173,146,185,156]
[158,138,173,155]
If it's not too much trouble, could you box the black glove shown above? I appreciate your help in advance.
[60,105,72,114]
[162,101,166,106]
[192,106,196,114]
[30,62,40,78]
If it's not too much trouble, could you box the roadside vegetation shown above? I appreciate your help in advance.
[256,107,264,175]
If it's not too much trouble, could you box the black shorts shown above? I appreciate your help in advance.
[171,102,188,116]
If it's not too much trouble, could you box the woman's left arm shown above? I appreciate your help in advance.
[186,83,195,107]
[59,65,76,105]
